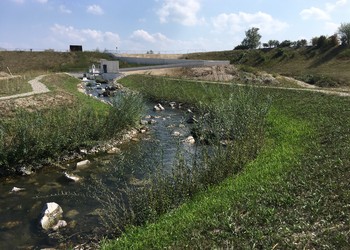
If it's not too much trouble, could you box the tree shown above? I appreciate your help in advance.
[240,27,262,49]
[279,40,292,48]
[316,35,328,48]
[328,34,340,47]
[268,40,280,48]
[296,39,308,47]
[338,23,350,46]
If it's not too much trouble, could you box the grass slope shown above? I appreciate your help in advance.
[102,77,350,249]
[184,46,350,87]
[0,51,115,73]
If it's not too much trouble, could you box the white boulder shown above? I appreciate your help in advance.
[183,136,195,144]
[64,172,81,182]
[40,202,65,231]
[76,159,90,168]
[153,103,165,111]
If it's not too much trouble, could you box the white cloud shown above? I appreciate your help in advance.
[300,0,348,21]
[50,24,120,49]
[86,4,104,15]
[212,11,288,35]
[131,29,169,43]
[324,21,340,33]
[59,5,71,14]
[36,0,48,3]
[300,7,330,20]
[326,0,348,12]
[157,0,204,26]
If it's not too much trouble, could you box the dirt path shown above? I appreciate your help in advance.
[0,75,50,101]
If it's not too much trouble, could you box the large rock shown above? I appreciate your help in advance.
[153,103,165,111]
[76,159,90,169]
[40,202,66,231]
[183,136,195,144]
[64,172,81,182]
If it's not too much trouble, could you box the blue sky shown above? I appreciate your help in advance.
[0,0,349,53]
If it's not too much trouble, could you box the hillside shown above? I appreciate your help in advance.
[184,46,350,87]
[0,51,115,73]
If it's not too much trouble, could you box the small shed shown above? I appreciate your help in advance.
[70,45,83,52]
[100,59,120,80]
[100,59,119,73]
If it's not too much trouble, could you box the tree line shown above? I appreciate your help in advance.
[234,23,350,50]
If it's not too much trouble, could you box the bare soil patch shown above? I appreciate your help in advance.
[125,65,281,85]
[0,91,75,117]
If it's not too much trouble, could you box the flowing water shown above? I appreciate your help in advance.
[0,90,196,249]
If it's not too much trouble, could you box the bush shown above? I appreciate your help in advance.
[104,91,144,135]
[298,74,338,87]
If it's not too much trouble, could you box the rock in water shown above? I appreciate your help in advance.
[183,136,195,144]
[10,187,26,193]
[52,220,67,231]
[64,172,81,182]
[76,159,90,168]
[40,202,64,230]
[153,103,165,111]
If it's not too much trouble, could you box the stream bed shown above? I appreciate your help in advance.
[0,93,196,249]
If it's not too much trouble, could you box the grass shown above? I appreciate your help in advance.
[101,76,350,249]
[41,73,109,113]
[0,74,144,176]
[89,75,270,240]
[0,51,115,73]
[183,46,350,87]
[0,76,32,97]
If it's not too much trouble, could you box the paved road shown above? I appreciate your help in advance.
[0,75,50,101]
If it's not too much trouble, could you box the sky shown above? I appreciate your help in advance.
[0,0,349,53]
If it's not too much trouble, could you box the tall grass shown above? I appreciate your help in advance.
[0,91,144,175]
[91,76,271,238]
[0,74,37,97]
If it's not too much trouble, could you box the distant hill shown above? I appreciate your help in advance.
[0,51,115,73]
[184,46,350,87]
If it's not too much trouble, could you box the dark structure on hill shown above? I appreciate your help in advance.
[69,45,83,52]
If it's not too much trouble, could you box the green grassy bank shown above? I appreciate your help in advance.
[101,76,350,249]
[184,46,350,87]
[0,74,144,176]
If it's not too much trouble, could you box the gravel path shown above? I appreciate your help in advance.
[0,75,50,101]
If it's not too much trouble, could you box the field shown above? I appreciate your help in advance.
[101,75,350,249]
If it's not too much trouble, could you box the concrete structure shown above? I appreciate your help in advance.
[100,59,120,80]
[115,56,230,73]
[114,56,229,69]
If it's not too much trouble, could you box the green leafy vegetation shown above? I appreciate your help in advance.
[101,75,350,249]
[89,75,271,239]
[0,74,144,176]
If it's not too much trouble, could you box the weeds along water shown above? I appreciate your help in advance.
[0,91,144,176]
[90,75,272,238]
